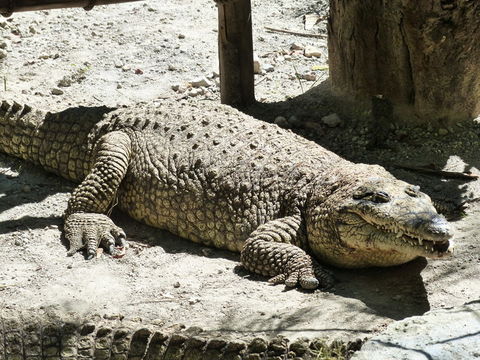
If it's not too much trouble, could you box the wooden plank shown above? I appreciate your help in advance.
[217,0,255,107]
[1,0,142,16]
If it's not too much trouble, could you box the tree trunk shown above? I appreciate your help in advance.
[328,0,480,125]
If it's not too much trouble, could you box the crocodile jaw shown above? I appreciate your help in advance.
[334,212,454,267]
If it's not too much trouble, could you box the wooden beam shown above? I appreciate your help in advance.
[217,0,255,107]
[1,0,142,16]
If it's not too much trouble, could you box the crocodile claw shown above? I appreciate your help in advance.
[64,213,127,259]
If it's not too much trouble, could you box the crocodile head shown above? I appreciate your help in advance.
[307,164,454,268]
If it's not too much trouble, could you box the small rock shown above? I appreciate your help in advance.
[299,72,316,81]
[263,63,274,72]
[178,34,185,39]
[189,77,212,88]
[290,42,304,51]
[188,297,200,305]
[14,239,22,246]
[253,54,262,74]
[171,84,180,91]
[116,83,122,89]
[201,248,213,256]
[29,25,36,34]
[51,88,64,95]
[187,88,203,97]
[57,77,73,87]
[274,116,290,129]
[114,62,123,68]
[167,64,176,71]
[0,40,10,49]
[287,115,302,127]
[173,281,181,288]
[0,49,7,59]
[438,128,449,136]
[321,113,342,127]
[22,185,31,193]
[304,45,322,58]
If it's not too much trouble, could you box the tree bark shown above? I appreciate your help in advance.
[328,0,480,124]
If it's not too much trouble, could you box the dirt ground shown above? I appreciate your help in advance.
[0,0,478,346]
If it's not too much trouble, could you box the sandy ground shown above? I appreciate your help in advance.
[0,0,479,346]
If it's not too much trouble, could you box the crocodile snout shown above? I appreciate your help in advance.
[425,214,453,241]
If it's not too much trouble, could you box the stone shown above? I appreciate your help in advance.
[0,40,10,49]
[352,301,480,360]
[263,63,274,72]
[51,88,64,95]
[299,73,316,81]
[253,54,262,74]
[321,113,342,128]
[189,77,212,88]
[290,42,304,51]
[274,116,290,129]
[304,45,322,58]
[438,128,449,136]
[0,49,7,59]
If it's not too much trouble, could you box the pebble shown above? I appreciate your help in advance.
[0,49,7,59]
[173,281,181,288]
[22,185,31,193]
[253,54,262,74]
[263,63,274,72]
[287,115,301,127]
[299,72,316,81]
[438,128,449,136]
[189,77,212,88]
[304,45,322,58]
[57,77,73,87]
[0,40,9,49]
[187,88,203,97]
[51,88,64,95]
[178,34,185,39]
[171,84,180,91]
[274,116,290,129]
[321,113,342,127]
[290,42,304,50]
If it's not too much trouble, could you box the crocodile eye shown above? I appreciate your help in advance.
[405,186,420,197]
[353,191,390,203]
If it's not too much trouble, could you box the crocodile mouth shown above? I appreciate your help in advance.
[375,223,453,258]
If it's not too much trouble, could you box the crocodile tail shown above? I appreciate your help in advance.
[0,100,115,182]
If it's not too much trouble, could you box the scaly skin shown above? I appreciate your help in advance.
[0,99,454,290]
[0,310,359,360]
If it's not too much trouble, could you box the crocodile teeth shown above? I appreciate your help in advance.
[418,238,423,245]
[396,231,403,238]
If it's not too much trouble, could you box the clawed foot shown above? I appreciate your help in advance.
[64,213,127,259]
[268,262,335,290]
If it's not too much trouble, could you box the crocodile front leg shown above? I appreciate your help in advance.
[240,215,334,290]
[64,131,131,259]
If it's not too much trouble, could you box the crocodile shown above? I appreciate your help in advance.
[0,310,362,360]
[0,99,454,290]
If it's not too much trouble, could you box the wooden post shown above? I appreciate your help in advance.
[217,0,255,107]
[0,0,142,17]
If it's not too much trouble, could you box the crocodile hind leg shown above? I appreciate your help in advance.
[64,131,131,259]
[240,215,334,290]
